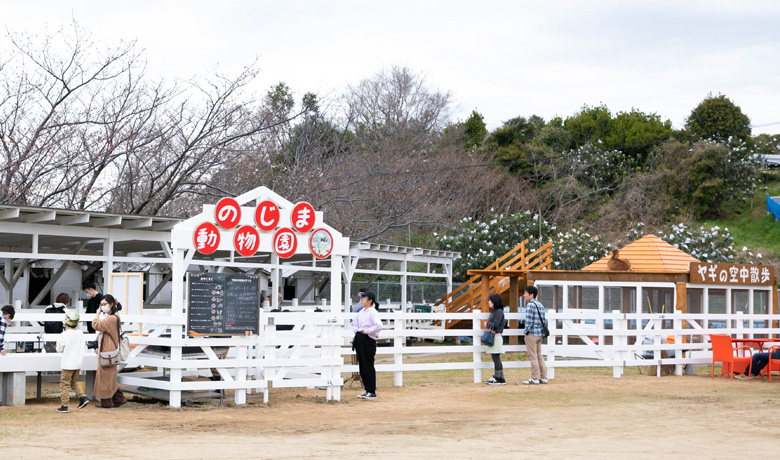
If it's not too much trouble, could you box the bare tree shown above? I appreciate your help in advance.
[0,22,308,215]
[0,22,147,208]
[235,68,523,243]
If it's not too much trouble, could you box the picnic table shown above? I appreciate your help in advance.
[731,338,780,353]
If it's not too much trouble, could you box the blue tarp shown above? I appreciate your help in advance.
[767,195,780,221]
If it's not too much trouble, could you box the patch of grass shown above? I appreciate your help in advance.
[700,180,780,258]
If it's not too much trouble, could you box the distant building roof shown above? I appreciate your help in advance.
[582,234,700,273]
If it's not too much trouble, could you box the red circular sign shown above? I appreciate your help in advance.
[291,201,315,233]
[309,228,333,259]
[255,200,280,232]
[194,222,221,254]
[233,225,260,257]
[215,197,241,229]
[273,227,297,259]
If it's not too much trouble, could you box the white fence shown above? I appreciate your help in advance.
[2,309,777,407]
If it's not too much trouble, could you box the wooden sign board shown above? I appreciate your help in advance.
[689,262,775,286]
[187,273,261,335]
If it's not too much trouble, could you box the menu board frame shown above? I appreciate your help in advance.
[186,273,261,336]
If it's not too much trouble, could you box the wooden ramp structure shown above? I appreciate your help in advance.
[433,240,553,331]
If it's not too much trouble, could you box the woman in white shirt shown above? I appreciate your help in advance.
[352,291,383,399]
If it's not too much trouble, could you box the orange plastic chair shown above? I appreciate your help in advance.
[767,345,780,382]
[710,334,753,380]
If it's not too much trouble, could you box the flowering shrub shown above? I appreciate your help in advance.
[553,228,610,270]
[562,143,638,191]
[435,211,609,280]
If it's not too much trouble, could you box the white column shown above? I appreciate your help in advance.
[330,255,342,315]
[271,253,279,310]
[598,285,605,351]
[4,258,12,304]
[674,309,683,376]
[235,344,247,405]
[103,233,114,290]
[612,310,623,379]
[169,247,186,409]
[400,257,408,308]
[472,309,482,383]
[394,309,403,386]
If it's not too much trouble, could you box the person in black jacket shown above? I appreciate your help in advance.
[39,293,69,352]
[484,293,506,385]
[83,282,103,334]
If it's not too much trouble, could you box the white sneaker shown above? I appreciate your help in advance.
[522,378,540,385]
[485,377,498,385]
[539,378,548,384]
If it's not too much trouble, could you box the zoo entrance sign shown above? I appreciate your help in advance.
[193,197,333,259]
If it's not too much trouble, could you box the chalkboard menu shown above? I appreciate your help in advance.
[187,273,261,335]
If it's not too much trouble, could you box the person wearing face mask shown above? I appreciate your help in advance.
[92,294,127,408]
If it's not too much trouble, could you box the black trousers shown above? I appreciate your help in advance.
[354,333,377,393]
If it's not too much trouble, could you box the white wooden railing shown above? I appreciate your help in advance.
[2,308,777,407]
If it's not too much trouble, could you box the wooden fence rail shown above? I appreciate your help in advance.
[2,309,776,407]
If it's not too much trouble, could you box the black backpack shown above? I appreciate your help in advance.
[43,304,66,334]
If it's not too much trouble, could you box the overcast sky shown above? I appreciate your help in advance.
[3,1,780,135]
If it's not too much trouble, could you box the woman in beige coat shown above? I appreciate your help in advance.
[92,294,127,408]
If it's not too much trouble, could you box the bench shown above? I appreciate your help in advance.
[0,353,98,406]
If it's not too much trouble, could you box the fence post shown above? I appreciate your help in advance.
[328,313,342,401]
[546,310,556,380]
[394,310,403,387]
[612,310,622,379]
[736,311,745,338]
[264,315,276,404]
[169,334,183,408]
[674,310,683,376]
[473,309,482,383]
[654,318,662,378]
[235,343,247,405]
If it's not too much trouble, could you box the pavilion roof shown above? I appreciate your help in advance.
[582,234,700,273]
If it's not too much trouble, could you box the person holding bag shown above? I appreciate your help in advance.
[484,293,506,385]
[523,286,548,385]
[92,294,127,408]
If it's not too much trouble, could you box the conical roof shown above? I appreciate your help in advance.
[582,234,700,273]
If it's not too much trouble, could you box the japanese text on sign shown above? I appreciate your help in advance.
[215,197,241,229]
[255,199,280,231]
[234,225,260,257]
[273,227,297,258]
[291,201,315,233]
[689,262,774,286]
[194,222,221,254]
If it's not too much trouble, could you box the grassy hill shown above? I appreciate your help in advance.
[700,179,780,263]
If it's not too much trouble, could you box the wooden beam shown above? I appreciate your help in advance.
[528,270,688,283]
[123,217,153,229]
[508,277,519,345]
[0,259,11,292]
[675,282,687,313]
[0,208,20,220]
[92,216,122,227]
[59,214,90,225]
[144,271,173,305]
[30,241,88,307]
[11,259,28,286]
[25,211,57,223]
[480,274,489,313]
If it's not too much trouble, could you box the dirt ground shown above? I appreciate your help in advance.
[2,365,779,460]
